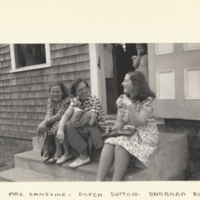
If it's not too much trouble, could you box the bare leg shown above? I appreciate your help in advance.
[96,144,115,181]
[79,148,88,160]
[43,135,52,155]
[54,136,63,157]
[112,145,131,181]
[62,136,71,156]
[56,136,73,164]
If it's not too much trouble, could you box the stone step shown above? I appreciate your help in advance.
[33,131,188,165]
[0,168,56,182]
[13,132,188,181]
[0,132,188,181]
[32,137,103,161]
[13,150,144,181]
[106,114,117,120]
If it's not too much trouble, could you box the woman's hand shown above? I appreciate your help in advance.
[111,122,123,131]
[36,121,46,138]
[56,129,65,142]
[131,55,137,60]
[137,50,141,56]
[121,95,132,106]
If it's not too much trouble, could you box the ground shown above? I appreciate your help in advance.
[0,137,32,172]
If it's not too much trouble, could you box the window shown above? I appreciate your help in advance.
[10,44,51,73]
[184,66,200,99]
[155,43,174,55]
[183,43,200,51]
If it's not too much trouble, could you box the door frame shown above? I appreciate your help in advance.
[89,43,107,114]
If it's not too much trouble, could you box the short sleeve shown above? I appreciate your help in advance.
[69,97,79,109]
[140,99,153,114]
[89,96,101,115]
[116,95,124,113]
[63,98,71,109]
[45,98,53,119]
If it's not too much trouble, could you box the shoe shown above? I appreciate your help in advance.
[42,154,50,162]
[46,155,60,163]
[68,157,91,168]
[56,154,73,165]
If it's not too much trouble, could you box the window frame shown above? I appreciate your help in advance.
[10,44,51,73]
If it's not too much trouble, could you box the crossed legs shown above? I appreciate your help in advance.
[96,144,131,181]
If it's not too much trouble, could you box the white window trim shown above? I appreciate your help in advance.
[156,69,175,99]
[10,44,51,73]
[155,44,174,55]
[184,66,200,99]
[183,43,200,51]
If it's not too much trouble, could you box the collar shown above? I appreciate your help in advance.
[77,93,91,103]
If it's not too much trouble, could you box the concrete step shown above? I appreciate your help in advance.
[16,132,188,181]
[13,150,144,181]
[0,168,56,182]
[0,132,188,181]
[106,114,117,120]
[106,115,165,125]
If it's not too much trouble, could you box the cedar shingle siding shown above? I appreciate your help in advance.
[0,44,90,140]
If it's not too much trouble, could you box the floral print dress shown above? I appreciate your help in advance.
[105,95,159,168]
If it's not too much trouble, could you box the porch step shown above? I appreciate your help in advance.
[0,132,188,181]
[0,168,56,182]
[12,150,145,181]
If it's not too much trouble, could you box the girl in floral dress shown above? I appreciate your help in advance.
[36,81,71,163]
[97,71,159,181]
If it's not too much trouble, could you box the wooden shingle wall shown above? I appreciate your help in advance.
[0,44,90,140]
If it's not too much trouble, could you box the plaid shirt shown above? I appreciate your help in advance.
[46,97,71,135]
[69,94,107,128]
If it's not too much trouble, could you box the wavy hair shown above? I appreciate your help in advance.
[126,71,155,102]
[70,78,89,96]
[49,81,69,99]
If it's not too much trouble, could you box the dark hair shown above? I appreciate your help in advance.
[70,78,89,96]
[49,81,69,99]
[126,71,155,102]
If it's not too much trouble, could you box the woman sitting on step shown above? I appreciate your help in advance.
[96,71,159,181]
[56,78,107,167]
[36,81,71,163]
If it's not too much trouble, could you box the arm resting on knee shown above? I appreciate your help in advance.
[88,112,97,126]
[57,107,74,141]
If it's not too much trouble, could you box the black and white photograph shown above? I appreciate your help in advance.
[1,0,200,199]
[0,43,198,182]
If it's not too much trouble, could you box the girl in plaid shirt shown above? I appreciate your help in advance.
[36,81,71,163]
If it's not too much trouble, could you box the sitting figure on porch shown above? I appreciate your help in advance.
[131,43,148,81]
[96,71,159,181]
[56,78,107,167]
[36,81,71,163]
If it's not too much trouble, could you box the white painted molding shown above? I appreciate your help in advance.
[183,43,200,51]
[155,43,174,55]
[9,44,51,73]
[88,44,99,98]
[184,66,200,99]
[156,69,175,99]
